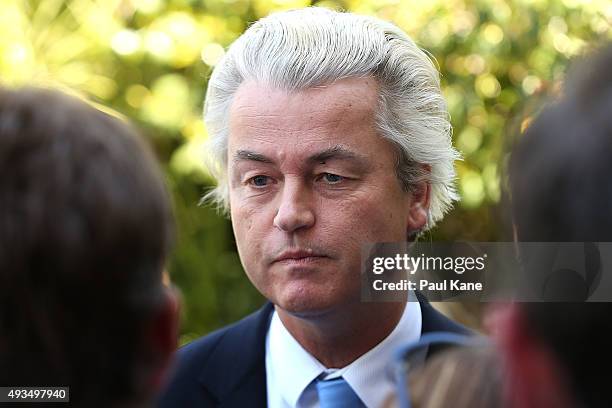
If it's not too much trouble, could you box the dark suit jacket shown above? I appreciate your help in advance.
[157,295,471,408]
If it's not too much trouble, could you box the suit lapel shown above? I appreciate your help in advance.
[415,291,473,360]
[416,290,472,336]
[198,302,274,407]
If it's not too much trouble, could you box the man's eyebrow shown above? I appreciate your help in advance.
[232,150,274,164]
[231,146,369,167]
[307,145,369,166]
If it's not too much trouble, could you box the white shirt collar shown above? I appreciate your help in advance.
[265,299,422,408]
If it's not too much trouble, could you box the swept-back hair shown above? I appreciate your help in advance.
[204,7,460,229]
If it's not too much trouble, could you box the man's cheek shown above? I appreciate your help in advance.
[337,201,380,233]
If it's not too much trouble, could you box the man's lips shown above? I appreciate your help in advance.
[272,249,328,264]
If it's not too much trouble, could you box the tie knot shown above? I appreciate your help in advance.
[315,377,366,408]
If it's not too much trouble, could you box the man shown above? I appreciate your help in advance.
[159,7,468,408]
[496,44,612,408]
[0,87,178,407]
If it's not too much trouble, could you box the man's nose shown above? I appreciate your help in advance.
[273,181,315,233]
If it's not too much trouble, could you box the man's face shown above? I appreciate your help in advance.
[227,77,427,316]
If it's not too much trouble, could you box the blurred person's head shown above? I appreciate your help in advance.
[408,346,504,408]
[202,6,459,319]
[383,341,504,408]
[0,88,178,407]
[500,43,612,408]
[510,45,612,243]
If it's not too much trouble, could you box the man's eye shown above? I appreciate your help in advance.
[248,175,271,187]
[320,173,344,184]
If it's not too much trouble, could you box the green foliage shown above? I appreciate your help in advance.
[1,0,609,341]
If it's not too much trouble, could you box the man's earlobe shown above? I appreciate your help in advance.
[406,181,431,234]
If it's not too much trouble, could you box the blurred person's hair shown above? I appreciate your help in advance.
[507,43,612,408]
[510,44,612,243]
[407,346,505,408]
[0,87,176,407]
[202,7,460,230]
[383,344,505,408]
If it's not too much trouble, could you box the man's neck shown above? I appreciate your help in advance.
[275,301,406,368]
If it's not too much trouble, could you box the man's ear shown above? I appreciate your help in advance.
[146,285,180,392]
[406,178,431,236]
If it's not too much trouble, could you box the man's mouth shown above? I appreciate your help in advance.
[273,249,328,264]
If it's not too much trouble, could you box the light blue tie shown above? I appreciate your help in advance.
[315,377,366,408]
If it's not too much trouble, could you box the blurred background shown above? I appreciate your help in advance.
[1,0,610,343]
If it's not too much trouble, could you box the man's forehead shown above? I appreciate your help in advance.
[229,78,379,127]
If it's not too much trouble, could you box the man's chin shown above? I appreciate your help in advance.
[272,289,360,320]
[273,293,336,319]
[265,280,361,319]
